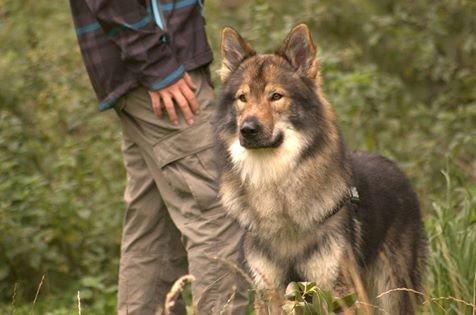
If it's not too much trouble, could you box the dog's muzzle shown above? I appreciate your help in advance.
[239,117,284,149]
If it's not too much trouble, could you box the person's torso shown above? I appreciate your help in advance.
[69,0,213,109]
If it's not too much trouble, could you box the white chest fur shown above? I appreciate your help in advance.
[223,125,349,239]
[228,127,306,187]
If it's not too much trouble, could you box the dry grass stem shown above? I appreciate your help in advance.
[424,296,475,308]
[206,255,254,287]
[355,300,389,314]
[10,283,17,315]
[473,274,475,315]
[77,291,81,315]
[219,286,237,315]
[340,253,372,315]
[164,275,195,315]
[32,275,45,305]
[251,268,284,314]
[376,287,425,299]
[377,287,475,310]
[206,255,283,314]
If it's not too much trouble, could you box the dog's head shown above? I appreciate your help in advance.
[217,24,334,153]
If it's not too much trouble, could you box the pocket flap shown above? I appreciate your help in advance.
[153,121,215,168]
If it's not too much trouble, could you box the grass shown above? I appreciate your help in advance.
[1,170,474,314]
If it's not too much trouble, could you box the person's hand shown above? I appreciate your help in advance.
[148,73,199,125]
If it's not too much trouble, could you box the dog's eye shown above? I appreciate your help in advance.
[270,93,283,101]
[238,94,247,102]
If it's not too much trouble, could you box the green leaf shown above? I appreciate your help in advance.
[285,282,302,301]
[332,293,357,312]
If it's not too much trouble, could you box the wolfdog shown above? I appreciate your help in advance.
[214,24,427,314]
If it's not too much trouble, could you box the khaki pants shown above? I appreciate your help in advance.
[115,68,248,315]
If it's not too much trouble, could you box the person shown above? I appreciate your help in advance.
[69,1,248,314]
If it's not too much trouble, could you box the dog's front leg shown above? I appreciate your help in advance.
[246,247,286,314]
[295,243,344,291]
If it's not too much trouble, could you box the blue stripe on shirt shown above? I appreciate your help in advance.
[76,1,199,36]
[149,66,185,91]
[126,15,152,29]
[106,16,152,37]
[76,22,101,36]
[77,16,152,37]
[161,0,198,11]
[98,99,116,111]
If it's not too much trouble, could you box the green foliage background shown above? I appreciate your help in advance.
[0,0,475,313]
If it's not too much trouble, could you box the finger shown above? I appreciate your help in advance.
[149,92,162,118]
[183,73,197,91]
[180,84,200,114]
[161,93,178,125]
[172,89,194,125]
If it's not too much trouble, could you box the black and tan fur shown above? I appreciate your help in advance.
[214,24,427,314]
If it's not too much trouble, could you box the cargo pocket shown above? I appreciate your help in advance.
[153,121,221,214]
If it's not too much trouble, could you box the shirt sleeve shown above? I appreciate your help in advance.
[83,0,184,91]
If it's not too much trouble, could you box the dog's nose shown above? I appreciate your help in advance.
[240,119,261,137]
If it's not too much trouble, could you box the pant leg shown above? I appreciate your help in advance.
[118,135,188,315]
[116,67,250,315]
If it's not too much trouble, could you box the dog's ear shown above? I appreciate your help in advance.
[278,24,319,79]
[219,27,255,82]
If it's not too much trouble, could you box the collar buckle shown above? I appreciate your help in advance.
[350,186,360,204]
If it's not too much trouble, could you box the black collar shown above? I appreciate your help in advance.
[317,186,360,225]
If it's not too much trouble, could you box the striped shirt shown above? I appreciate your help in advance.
[69,0,213,111]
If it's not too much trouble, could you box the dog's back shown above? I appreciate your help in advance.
[351,151,427,312]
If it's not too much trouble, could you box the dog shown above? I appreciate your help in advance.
[214,24,427,314]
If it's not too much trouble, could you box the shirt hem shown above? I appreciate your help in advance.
[96,51,213,112]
